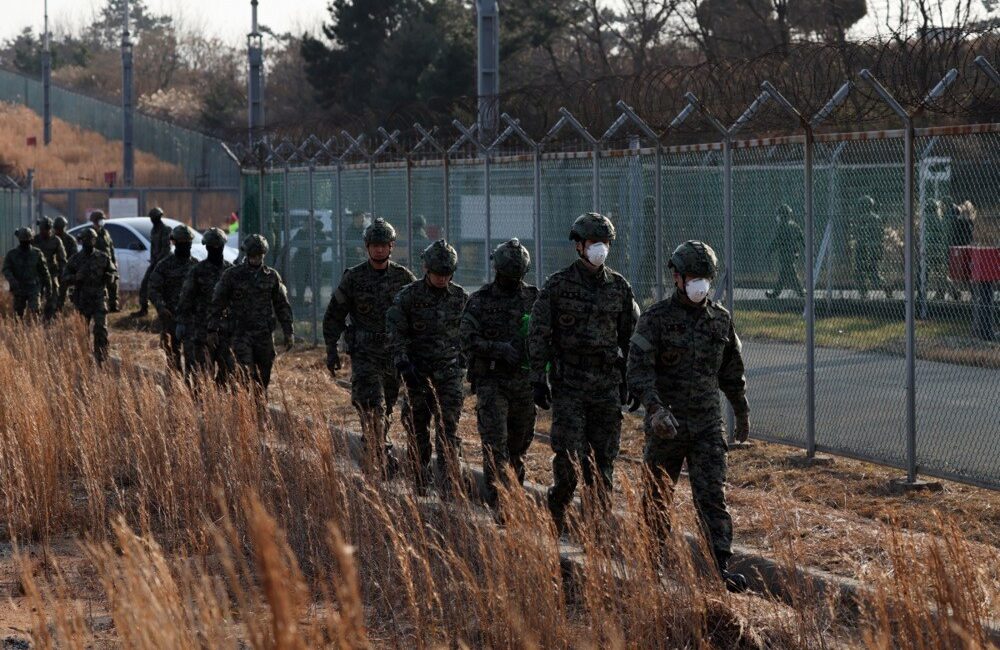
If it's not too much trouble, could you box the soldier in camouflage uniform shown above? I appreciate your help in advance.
[324,218,416,475]
[386,239,468,489]
[53,216,78,311]
[853,196,885,298]
[461,239,538,510]
[32,217,67,319]
[3,228,52,319]
[62,227,119,363]
[149,225,198,372]
[210,234,294,390]
[627,240,749,592]
[766,204,805,299]
[177,228,235,384]
[528,213,639,531]
[135,207,172,316]
[88,211,119,312]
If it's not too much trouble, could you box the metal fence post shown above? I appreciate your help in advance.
[443,156,451,242]
[406,156,414,272]
[308,164,318,344]
[282,167,291,277]
[861,67,957,484]
[484,149,492,283]
[533,147,543,287]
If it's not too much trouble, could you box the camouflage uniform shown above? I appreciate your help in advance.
[323,218,416,470]
[53,216,78,310]
[149,226,198,371]
[32,218,67,318]
[88,211,120,311]
[210,234,294,389]
[291,217,327,309]
[461,239,538,507]
[62,228,119,362]
[853,196,885,297]
[177,228,235,383]
[528,214,638,527]
[628,240,749,591]
[138,208,172,313]
[3,228,52,318]
[766,205,804,299]
[386,240,468,483]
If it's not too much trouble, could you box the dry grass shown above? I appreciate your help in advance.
[0,307,997,647]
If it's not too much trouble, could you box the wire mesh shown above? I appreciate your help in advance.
[447,158,487,289]
[485,158,536,286]
[340,167,371,271]
[600,150,657,305]
[539,156,592,281]
[410,165,446,274]
[0,188,31,249]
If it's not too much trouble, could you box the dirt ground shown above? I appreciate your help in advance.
[103,309,1000,590]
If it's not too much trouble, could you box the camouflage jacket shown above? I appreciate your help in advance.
[149,254,198,315]
[627,291,748,438]
[32,234,67,279]
[93,227,117,265]
[323,260,416,357]
[460,281,538,382]
[149,221,172,264]
[3,246,52,296]
[56,231,78,258]
[61,249,117,311]
[386,277,468,371]
[769,219,803,261]
[210,263,293,337]
[528,259,638,391]
[177,259,234,333]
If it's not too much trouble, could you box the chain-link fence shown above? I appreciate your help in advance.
[237,65,1000,491]
[0,182,33,248]
[0,68,238,187]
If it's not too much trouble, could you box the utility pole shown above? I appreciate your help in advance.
[42,0,52,145]
[476,0,499,142]
[122,0,135,187]
[247,0,265,146]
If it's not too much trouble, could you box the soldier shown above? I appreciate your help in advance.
[135,207,172,317]
[61,227,118,363]
[627,240,749,593]
[386,239,468,490]
[324,217,416,475]
[461,238,538,510]
[766,204,805,299]
[210,234,294,390]
[177,228,236,384]
[88,210,120,312]
[528,213,639,532]
[149,225,198,372]
[32,217,68,319]
[3,228,51,319]
[290,214,326,310]
[53,216,78,311]
[344,211,368,268]
[412,215,430,246]
[853,196,885,298]
[944,199,977,301]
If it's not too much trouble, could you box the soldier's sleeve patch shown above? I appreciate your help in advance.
[334,288,348,304]
[630,332,654,352]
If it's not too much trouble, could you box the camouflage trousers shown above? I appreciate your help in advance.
[402,365,464,477]
[158,314,187,372]
[547,384,622,523]
[475,379,536,507]
[350,352,403,459]
[231,329,276,389]
[12,291,41,319]
[79,308,109,363]
[769,259,803,298]
[138,261,157,310]
[644,434,733,561]
[187,327,236,385]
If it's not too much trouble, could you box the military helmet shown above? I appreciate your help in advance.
[422,239,458,275]
[53,216,68,229]
[777,204,793,219]
[491,238,530,278]
[668,240,719,279]
[201,227,228,248]
[241,233,269,256]
[569,212,616,242]
[79,227,98,243]
[363,217,396,244]
[37,216,53,229]
[15,227,33,242]
[89,209,105,221]
[170,225,194,243]
[859,195,876,210]
[148,206,164,219]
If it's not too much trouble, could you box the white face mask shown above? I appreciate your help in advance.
[685,278,711,303]
[94,220,105,229]
[585,242,609,267]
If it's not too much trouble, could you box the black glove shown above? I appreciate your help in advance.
[327,349,341,376]
[735,412,751,443]
[396,360,420,387]
[283,331,294,352]
[175,323,187,341]
[158,306,173,320]
[626,391,642,412]
[206,332,220,350]
[497,342,521,367]
[532,381,552,410]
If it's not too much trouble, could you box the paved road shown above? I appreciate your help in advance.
[742,339,999,486]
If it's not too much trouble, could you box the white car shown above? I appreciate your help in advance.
[68,217,239,291]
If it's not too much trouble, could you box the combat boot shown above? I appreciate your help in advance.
[715,550,748,593]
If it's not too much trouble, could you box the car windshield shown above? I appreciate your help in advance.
[129,221,153,240]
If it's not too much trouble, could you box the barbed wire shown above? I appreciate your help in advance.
[235,29,1000,167]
